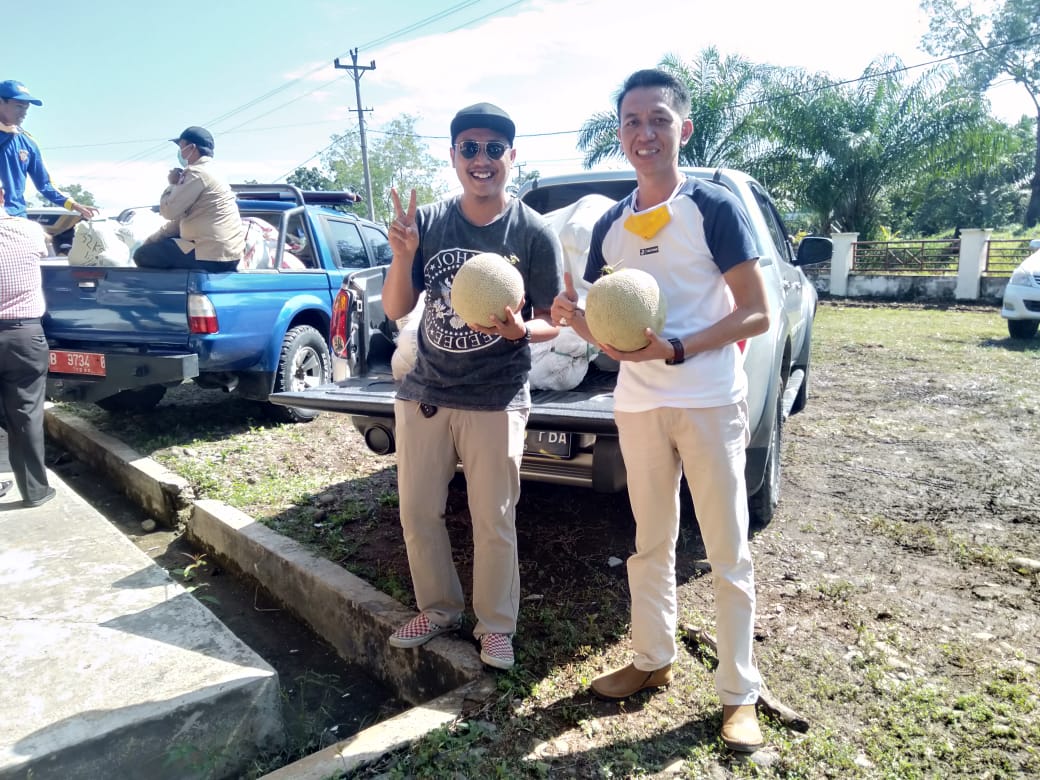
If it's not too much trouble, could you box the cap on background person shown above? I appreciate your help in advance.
[450,103,515,145]
[0,79,43,106]
[170,126,215,156]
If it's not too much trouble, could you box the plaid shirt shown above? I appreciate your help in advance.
[0,215,47,319]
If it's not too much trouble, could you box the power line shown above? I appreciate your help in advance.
[735,31,1040,109]
[86,18,1040,182]
[103,1,505,170]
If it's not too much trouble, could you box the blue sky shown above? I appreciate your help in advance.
[7,0,1033,214]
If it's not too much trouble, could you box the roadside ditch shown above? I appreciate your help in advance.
[44,408,493,778]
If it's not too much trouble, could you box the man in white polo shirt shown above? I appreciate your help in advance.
[552,68,769,752]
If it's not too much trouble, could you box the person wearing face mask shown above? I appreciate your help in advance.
[133,126,244,271]
[552,69,770,753]
[0,79,99,219]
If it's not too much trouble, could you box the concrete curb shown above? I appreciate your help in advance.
[188,500,486,707]
[260,676,497,780]
[44,407,194,528]
[42,408,490,778]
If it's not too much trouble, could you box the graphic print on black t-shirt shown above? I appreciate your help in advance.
[422,246,499,354]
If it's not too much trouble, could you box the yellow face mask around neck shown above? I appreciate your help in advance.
[623,201,672,240]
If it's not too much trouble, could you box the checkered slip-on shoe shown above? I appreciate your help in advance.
[479,633,515,670]
[388,613,462,649]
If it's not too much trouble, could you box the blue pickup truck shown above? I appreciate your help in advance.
[38,184,391,422]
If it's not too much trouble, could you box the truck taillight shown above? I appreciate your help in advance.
[330,288,352,358]
[188,294,219,334]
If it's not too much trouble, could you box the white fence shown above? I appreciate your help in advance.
[808,229,1035,303]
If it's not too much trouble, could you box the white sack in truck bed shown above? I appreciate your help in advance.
[67,220,132,267]
[529,194,617,390]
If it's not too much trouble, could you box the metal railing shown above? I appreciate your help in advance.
[852,239,960,275]
[985,238,1034,276]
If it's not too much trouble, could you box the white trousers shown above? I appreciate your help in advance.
[616,403,762,705]
[394,399,527,638]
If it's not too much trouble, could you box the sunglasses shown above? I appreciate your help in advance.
[455,140,510,160]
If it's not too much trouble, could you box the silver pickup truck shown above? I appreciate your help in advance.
[270,168,831,524]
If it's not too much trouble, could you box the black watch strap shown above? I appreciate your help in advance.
[665,337,685,365]
[508,325,532,343]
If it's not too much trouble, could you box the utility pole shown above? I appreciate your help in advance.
[334,49,376,221]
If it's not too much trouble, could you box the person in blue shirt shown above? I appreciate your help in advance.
[0,79,98,219]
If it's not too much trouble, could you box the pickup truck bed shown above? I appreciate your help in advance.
[271,168,831,520]
[39,185,391,421]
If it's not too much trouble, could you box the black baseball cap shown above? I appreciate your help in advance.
[450,102,515,145]
[170,126,215,152]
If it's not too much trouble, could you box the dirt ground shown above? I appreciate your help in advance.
[55,299,1040,778]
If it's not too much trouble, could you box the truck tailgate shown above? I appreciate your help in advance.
[43,265,192,348]
[271,364,620,434]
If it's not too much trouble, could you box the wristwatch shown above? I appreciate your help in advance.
[508,325,532,343]
[665,337,685,365]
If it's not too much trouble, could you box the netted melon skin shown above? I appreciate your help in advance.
[450,252,524,327]
[585,268,667,352]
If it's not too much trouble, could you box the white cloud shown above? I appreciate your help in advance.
[59,0,1035,210]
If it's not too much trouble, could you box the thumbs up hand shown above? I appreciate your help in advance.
[551,272,578,325]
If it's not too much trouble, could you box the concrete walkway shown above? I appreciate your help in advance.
[0,429,283,780]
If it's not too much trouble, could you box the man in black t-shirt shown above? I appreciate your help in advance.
[382,102,563,671]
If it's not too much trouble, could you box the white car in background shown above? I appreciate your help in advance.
[1001,239,1040,339]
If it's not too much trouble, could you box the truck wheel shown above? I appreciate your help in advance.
[791,351,811,415]
[1007,319,1038,339]
[748,389,782,528]
[95,385,167,414]
[270,325,331,423]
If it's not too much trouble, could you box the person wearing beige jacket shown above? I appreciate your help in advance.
[134,126,245,271]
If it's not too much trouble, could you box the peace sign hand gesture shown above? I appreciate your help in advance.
[389,187,419,258]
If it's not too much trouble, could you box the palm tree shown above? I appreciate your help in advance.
[753,57,1004,238]
[921,0,1040,227]
[576,49,772,170]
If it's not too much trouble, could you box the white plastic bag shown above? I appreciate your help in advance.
[530,328,598,391]
[391,298,425,380]
[524,194,617,391]
[115,208,168,258]
[67,220,132,267]
[546,194,617,298]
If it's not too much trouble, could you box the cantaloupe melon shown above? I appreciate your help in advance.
[450,252,524,327]
[585,267,667,352]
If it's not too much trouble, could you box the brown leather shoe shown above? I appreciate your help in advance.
[591,663,672,700]
[721,704,763,752]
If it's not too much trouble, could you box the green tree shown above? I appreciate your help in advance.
[509,167,540,195]
[287,166,335,192]
[33,182,97,208]
[576,48,772,169]
[921,0,1040,226]
[317,116,447,226]
[891,115,1033,234]
[753,57,1003,238]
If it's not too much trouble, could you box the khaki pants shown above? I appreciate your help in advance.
[394,399,528,638]
[616,403,762,705]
